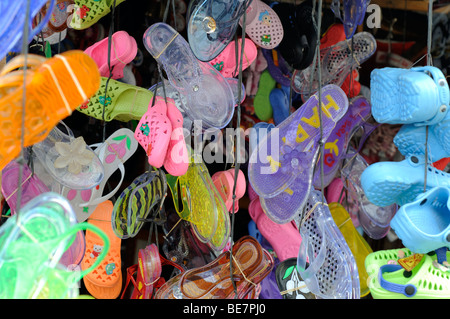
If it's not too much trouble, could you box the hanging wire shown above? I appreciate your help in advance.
[101,0,118,143]
[15,0,33,220]
[229,4,248,299]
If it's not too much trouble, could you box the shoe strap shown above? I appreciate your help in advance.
[378,264,417,297]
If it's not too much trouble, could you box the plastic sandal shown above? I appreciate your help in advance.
[248,122,275,158]
[253,70,276,121]
[312,96,372,189]
[272,0,316,70]
[269,85,290,126]
[62,128,138,222]
[32,123,104,190]
[390,186,450,254]
[154,235,274,299]
[112,169,167,239]
[366,248,450,299]
[70,0,126,30]
[209,37,258,78]
[143,22,235,130]
[292,31,376,101]
[1,0,55,58]
[211,168,246,213]
[275,257,316,299]
[361,154,450,207]
[340,151,397,239]
[296,190,360,299]
[1,160,49,215]
[82,200,122,299]
[331,0,371,39]
[163,97,189,176]
[0,51,100,171]
[248,198,302,262]
[261,48,292,88]
[258,257,283,299]
[84,30,138,79]
[134,96,172,169]
[186,0,252,62]
[370,66,450,125]
[328,202,372,298]
[240,0,284,50]
[326,177,360,229]
[0,192,109,298]
[248,84,348,203]
[394,124,449,162]
[77,77,154,122]
[32,1,72,45]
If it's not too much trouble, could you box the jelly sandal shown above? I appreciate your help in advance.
[331,0,371,39]
[82,200,122,299]
[269,85,290,126]
[0,51,100,171]
[143,22,235,130]
[84,30,138,79]
[212,168,246,213]
[186,0,252,62]
[296,190,360,299]
[70,0,126,30]
[361,154,450,207]
[240,0,284,49]
[77,77,154,122]
[62,128,138,222]
[253,69,276,122]
[32,123,104,190]
[248,85,348,224]
[275,257,316,299]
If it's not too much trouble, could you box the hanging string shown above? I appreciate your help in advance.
[229,4,248,299]
[15,0,33,221]
[101,0,118,143]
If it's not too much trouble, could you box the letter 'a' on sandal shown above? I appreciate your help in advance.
[143,22,235,130]
[0,50,100,171]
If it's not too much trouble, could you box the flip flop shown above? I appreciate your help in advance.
[248,85,348,223]
[312,96,373,189]
[143,22,235,130]
[240,0,284,50]
[248,198,302,262]
[272,0,316,70]
[269,85,290,126]
[130,244,162,299]
[329,202,372,298]
[112,169,167,239]
[361,154,450,207]
[292,31,376,101]
[275,258,316,299]
[331,0,371,39]
[1,160,49,215]
[261,48,292,87]
[82,200,122,299]
[84,30,138,79]
[296,189,360,299]
[134,96,172,169]
[62,128,138,223]
[32,123,104,190]
[0,51,100,171]
[339,152,397,240]
[211,168,246,213]
[254,70,276,121]
[371,66,450,125]
[70,0,126,30]
[209,37,258,78]
[77,77,154,122]
[390,186,450,254]
[186,0,252,62]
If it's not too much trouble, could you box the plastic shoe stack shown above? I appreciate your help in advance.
[362,65,450,299]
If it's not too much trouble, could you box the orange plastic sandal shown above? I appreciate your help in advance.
[81,200,122,299]
[0,50,100,170]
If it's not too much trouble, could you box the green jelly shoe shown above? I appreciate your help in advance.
[254,70,276,121]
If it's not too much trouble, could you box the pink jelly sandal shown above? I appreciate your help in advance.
[163,97,189,176]
[134,96,172,169]
[209,38,258,78]
[240,0,284,49]
[211,168,246,213]
[84,30,137,79]
[248,197,302,261]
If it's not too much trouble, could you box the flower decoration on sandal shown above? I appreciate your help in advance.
[54,136,94,174]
